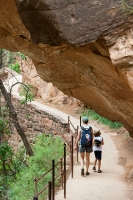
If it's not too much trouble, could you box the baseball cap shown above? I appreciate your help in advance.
[82,116,89,123]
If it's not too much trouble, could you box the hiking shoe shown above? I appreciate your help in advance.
[81,168,84,176]
[86,172,90,175]
[93,166,96,170]
[98,170,102,173]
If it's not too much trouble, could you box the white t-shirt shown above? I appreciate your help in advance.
[93,136,103,151]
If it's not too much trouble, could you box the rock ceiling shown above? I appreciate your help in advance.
[1,0,133,135]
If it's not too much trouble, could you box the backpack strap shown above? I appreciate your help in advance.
[81,126,92,139]
[81,126,92,131]
[81,126,85,131]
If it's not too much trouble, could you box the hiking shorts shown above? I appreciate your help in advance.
[79,146,93,153]
[94,150,102,160]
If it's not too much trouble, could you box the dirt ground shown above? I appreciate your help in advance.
[36,99,133,199]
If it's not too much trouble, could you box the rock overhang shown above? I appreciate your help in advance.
[1,0,133,135]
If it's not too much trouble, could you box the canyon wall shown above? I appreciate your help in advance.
[1,0,133,135]
[19,57,82,107]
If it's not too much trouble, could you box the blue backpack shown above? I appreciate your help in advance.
[80,126,92,147]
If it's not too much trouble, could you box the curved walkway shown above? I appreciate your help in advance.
[6,75,129,200]
[31,101,129,200]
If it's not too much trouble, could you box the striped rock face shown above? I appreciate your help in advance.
[1,0,133,135]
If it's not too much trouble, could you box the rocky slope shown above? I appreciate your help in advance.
[1,0,133,135]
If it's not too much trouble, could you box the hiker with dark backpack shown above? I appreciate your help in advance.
[75,116,93,176]
[92,130,104,173]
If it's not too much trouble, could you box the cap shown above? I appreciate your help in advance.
[82,116,89,123]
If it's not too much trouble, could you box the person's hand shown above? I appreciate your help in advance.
[74,145,77,151]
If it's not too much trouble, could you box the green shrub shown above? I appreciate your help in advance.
[19,84,35,104]
[9,62,20,74]
[8,134,64,200]
[81,108,122,129]
[0,142,26,199]
[16,52,27,60]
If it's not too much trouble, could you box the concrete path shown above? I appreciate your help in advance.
[6,75,129,200]
[30,101,129,200]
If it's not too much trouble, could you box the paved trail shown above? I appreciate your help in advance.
[30,101,129,200]
[7,75,129,200]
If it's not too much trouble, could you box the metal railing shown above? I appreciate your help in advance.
[33,116,80,200]
[68,116,79,163]
[33,144,66,200]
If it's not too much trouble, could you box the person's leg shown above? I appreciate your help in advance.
[97,151,102,173]
[80,152,85,168]
[93,151,97,170]
[85,152,90,174]
[79,146,85,175]
[80,152,85,175]
[93,157,97,170]
[98,159,101,171]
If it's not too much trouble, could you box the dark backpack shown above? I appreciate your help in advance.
[94,138,102,147]
[80,126,92,147]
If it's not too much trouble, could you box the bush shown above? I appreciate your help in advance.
[8,134,64,200]
[9,62,20,74]
[19,84,35,104]
[81,108,122,129]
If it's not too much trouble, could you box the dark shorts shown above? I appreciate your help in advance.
[94,151,102,160]
[79,146,93,153]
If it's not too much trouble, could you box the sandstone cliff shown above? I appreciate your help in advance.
[19,57,81,108]
[1,0,133,135]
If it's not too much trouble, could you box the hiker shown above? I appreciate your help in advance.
[75,116,93,176]
[93,130,104,173]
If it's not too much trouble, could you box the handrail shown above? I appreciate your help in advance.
[68,116,77,134]
[33,158,63,199]
[33,116,80,200]
[64,143,66,199]
[33,144,66,200]
[68,116,79,163]
[35,167,52,182]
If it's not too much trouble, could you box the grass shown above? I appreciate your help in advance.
[81,108,123,129]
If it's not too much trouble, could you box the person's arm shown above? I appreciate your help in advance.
[74,130,81,150]
[91,127,94,145]
[102,137,104,145]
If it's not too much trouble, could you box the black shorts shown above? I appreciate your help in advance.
[94,151,102,160]
[79,146,93,153]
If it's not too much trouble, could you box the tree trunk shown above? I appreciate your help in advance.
[0,80,33,156]
[0,49,2,69]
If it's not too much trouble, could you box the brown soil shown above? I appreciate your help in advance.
[36,99,133,199]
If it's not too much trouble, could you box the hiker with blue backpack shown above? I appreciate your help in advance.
[75,116,93,176]
[93,130,104,173]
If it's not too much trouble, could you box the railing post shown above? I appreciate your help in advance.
[34,178,38,197]
[60,158,63,189]
[33,196,38,200]
[52,159,55,200]
[64,143,66,199]
[71,135,73,178]
[80,116,81,127]
[68,116,70,133]
[48,182,52,200]
[77,126,79,162]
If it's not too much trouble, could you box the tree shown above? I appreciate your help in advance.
[0,50,33,156]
